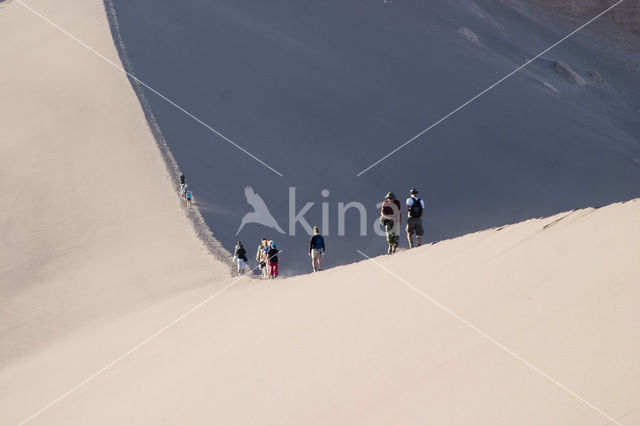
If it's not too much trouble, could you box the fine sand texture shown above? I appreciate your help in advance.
[1,0,640,425]
[0,0,225,366]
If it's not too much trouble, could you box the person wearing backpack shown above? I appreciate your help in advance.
[309,226,325,272]
[380,192,402,254]
[406,188,425,248]
[233,241,248,275]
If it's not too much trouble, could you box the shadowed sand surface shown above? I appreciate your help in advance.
[105,0,640,274]
[1,0,640,425]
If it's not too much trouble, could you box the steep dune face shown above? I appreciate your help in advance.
[106,0,640,274]
[0,0,224,365]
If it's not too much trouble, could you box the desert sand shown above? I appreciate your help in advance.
[0,0,225,373]
[102,0,640,274]
[1,0,639,425]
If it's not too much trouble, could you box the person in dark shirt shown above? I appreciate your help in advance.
[309,226,325,272]
[380,192,402,254]
[267,241,279,279]
[233,241,248,275]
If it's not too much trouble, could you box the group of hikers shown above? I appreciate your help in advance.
[233,226,326,278]
[233,239,280,278]
[229,187,423,276]
[380,188,425,254]
[179,174,192,207]
[177,173,424,275]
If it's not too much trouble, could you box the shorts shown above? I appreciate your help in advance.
[406,217,424,236]
[311,249,323,259]
[236,258,246,270]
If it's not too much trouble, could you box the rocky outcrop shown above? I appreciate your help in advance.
[532,0,640,35]
[587,70,606,83]
[611,1,640,34]
[459,27,480,43]
[555,61,586,85]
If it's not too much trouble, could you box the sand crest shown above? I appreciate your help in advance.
[1,1,639,425]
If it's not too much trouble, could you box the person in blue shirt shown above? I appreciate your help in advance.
[309,226,325,272]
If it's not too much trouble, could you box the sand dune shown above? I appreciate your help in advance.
[1,0,639,425]
[0,0,224,365]
[3,195,640,424]
[104,0,640,273]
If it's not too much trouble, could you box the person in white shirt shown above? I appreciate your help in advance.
[406,188,425,248]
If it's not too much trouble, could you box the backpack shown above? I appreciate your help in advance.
[409,197,423,218]
[237,247,247,261]
[313,235,324,249]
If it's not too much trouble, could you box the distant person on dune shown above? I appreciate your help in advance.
[179,173,186,185]
[381,192,401,254]
[233,241,248,275]
[186,189,192,207]
[406,188,425,248]
[267,241,279,279]
[256,238,269,279]
[309,226,325,272]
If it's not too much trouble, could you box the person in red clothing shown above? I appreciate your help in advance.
[267,241,279,278]
[380,192,402,254]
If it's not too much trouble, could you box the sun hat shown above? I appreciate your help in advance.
[409,188,418,194]
[385,192,395,199]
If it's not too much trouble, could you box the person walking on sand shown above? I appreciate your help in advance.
[406,188,425,248]
[256,237,268,279]
[186,189,192,207]
[267,241,279,278]
[233,241,248,275]
[179,173,186,185]
[380,192,401,254]
[309,226,325,272]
